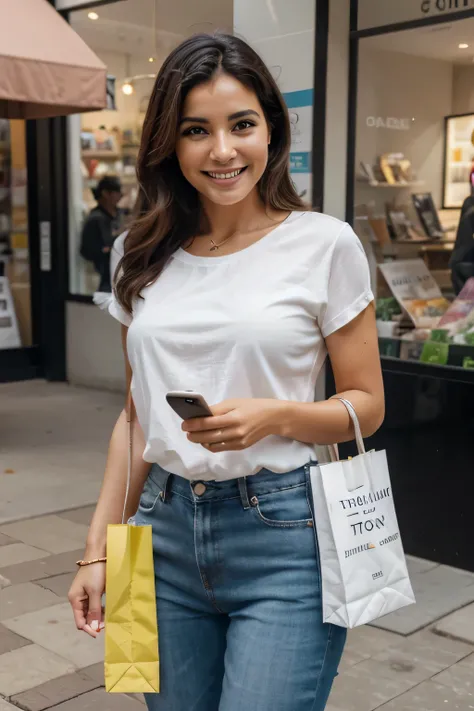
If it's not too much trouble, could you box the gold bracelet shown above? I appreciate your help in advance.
[76,557,107,567]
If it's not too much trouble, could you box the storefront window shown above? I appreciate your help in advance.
[0,119,31,349]
[353,17,474,370]
[67,0,234,297]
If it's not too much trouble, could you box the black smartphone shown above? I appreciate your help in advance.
[166,391,213,420]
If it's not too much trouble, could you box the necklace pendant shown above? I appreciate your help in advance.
[210,242,218,252]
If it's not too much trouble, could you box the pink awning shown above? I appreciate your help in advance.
[0,0,107,119]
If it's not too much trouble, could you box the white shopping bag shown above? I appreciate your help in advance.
[310,398,415,629]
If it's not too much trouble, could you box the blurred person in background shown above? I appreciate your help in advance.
[450,193,474,294]
[80,176,124,292]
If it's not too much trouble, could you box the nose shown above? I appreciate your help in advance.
[209,131,237,163]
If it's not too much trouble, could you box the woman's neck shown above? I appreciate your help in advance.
[201,189,279,240]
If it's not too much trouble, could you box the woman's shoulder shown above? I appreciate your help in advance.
[291,210,355,248]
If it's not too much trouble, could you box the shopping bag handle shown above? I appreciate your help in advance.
[328,398,366,463]
[121,389,133,525]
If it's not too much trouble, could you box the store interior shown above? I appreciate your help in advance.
[353,17,474,369]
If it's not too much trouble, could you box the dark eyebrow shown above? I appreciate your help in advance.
[179,109,260,126]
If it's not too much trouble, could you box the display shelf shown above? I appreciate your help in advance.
[81,150,121,160]
[357,179,424,188]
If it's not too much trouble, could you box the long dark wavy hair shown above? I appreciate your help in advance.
[115,32,306,314]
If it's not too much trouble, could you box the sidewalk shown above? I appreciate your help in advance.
[1,381,474,711]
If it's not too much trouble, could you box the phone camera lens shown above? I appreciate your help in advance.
[185,398,194,404]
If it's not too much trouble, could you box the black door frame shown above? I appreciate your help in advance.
[345,0,474,225]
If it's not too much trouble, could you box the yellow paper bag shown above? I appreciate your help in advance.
[104,523,160,693]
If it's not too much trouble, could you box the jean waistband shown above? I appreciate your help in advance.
[148,462,317,508]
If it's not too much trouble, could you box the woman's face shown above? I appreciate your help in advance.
[175,73,271,207]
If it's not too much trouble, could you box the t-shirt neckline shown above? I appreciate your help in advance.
[173,211,306,265]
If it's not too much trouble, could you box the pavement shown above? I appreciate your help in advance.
[1,380,474,711]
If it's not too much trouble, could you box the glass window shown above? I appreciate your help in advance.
[352,18,474,370]
[0,119,31,349]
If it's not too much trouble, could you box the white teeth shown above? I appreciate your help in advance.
[208,168,244,180]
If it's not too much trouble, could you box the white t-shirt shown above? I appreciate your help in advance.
[109,211,373,481]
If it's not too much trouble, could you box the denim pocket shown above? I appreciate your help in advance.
[138,473,162,514]
[249,482,313,528]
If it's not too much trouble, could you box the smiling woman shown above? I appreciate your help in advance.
[68,31,384,711]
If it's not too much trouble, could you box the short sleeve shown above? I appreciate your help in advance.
[108,231,133,327]
[320,224,374,338]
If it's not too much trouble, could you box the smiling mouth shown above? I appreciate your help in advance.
[204,167,248,180]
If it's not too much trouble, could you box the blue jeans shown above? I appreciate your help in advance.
[133,462,346,711]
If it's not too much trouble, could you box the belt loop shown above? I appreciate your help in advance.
[238,477,250,510]
[160,473,173,503]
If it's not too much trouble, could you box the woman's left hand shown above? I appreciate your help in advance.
[182,398,286,452]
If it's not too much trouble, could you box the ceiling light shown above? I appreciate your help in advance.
[148,57,155,63]
[88,11,99,20]
[122,82,134,95]
[459,43,469,49]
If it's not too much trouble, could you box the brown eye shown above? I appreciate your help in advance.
[234,120,255,131]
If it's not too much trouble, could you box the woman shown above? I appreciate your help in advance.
[68,33,384,711]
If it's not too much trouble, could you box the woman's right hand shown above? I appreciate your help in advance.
[68,563,106,638]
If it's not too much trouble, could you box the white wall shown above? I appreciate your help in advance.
[452,64,474,115]
[67,302,125,391]
[355,46,453,210]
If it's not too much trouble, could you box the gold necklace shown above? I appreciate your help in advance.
[209,234,236,251]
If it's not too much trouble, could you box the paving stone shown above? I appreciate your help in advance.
[405,555,439,575]
[0,533,16,547]
[80,663,104,687]
[0,583,61,622]
[344,625,403,661]
[431,652,474,696]
[0,644,75,696]
[0,574,10,589]
[0,516,89,555]
[10,670,101,711]
[0,549,83,585]
[0,699,20,711]
[378,680,474,710]
[371,565,474,635]
[0,623,31,654]
[3,603,104,668]
[58,507,95,526]
[37,573,76,598]
[364,628,474,686]
[0,543,49,569]
[126,694,146,706]
[434,601,474,644]
[328,663,414,711]
[50,688,144,711]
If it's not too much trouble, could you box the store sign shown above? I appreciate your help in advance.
[366,116,411,130]
[359,0,474,30]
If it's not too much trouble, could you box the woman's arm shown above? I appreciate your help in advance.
[278,303,384,444]
[83,325,151,559]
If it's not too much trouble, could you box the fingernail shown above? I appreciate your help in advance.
[91,620,99,631]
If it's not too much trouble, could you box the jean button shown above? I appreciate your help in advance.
[193,482,207,497]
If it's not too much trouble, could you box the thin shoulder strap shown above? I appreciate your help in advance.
[121,389,133,525]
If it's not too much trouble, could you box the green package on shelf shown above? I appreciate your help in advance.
[463,356,474,370]
[420,341,449,366]
[430,329,450,344]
